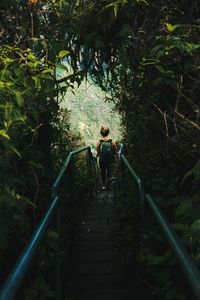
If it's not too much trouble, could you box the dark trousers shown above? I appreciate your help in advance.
[99,160,114,186]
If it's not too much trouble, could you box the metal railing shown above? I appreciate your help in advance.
[119,144,200,300]
[0,145,93,300]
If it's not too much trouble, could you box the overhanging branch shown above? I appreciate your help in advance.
[55,69,85,84]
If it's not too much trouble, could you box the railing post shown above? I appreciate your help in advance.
[87,147,99,197]
[56,207,61,300]
[92,155,99,196]
[86,147,92,177]
[119,144,144,225]
[118,143,124,161]
[67,155,73,194]
[138,179,145,226]
[119,144,125,186]
[51,186,62,300]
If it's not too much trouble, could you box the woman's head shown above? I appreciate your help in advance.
[100,125,109,137]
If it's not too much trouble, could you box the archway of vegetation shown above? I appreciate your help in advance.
[1,0,200,299]
[62,79,122,146]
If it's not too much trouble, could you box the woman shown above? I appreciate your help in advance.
[96,125,117,190]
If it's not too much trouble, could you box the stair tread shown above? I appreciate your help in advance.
[76,277,128,291]
[75,241,117,252]
[74,250,120,263]
[77,289,129,300]
[75,231,116,239]
[78,224,116,234]
[80,219,114,226]
[74,261,125,275]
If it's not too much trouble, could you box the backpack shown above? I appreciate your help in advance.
[99,139,114,164]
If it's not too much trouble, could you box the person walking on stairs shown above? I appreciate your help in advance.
[96,125,117,190]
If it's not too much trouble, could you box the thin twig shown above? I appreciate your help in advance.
[30,12,34,38]
[148,99,195,137]
[32,167,39,227]
[180,92,200,111]
[175,75,183,112]
[175,111,200,131]
[149,101,169,137]
[173,75,183,135]
[175,62,200,83]
[163,111,169,137]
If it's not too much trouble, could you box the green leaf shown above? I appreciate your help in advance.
[56,64,68,72]
[138,0,149,4]
[27,52,36,61]
[104,3,115,9]
[41,41,48,48]
[141,60,158,67]
[42,68,54,74]
[24,77,35,90]
[13,90,24,106]
[166,23,179,32]
[190,220,200,234]
[0,81,13,88]
[58,50,70,58]
[47,229,59,239]
[29,37,40,41]
[172,223,188,231]
[114,3,119,18]
[175,201,192,218]
[3,58,15,64]
[0,105,6,110]
[10,145,22,158]
[185,42,200,52]
[147,255,166,266]
[0,69,12,81]
[155,65,167,73]
[14,68,25,80]
[182,160,200,183]
[32,75,41,89]
[39,73,53,80]
[151,45,165,58]
[0,130,10,140]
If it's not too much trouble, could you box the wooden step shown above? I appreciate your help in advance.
[78,223,116,234]
[75,273,128,290]
[74,231,116,242]
[77,289,129,300]
[75,240,117,252]
[80,218,114,226]
[74,262,124,275]
[83,213,114,221]
[74,250,120,263]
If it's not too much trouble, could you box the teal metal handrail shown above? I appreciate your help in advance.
[0,145,93,300]
[120,144,200,300]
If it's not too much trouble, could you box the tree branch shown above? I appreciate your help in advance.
[55,69,85,84]
[175,111,200,131]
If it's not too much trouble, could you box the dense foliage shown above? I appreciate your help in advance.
[1,0,200,299]
[0,1,87,298]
